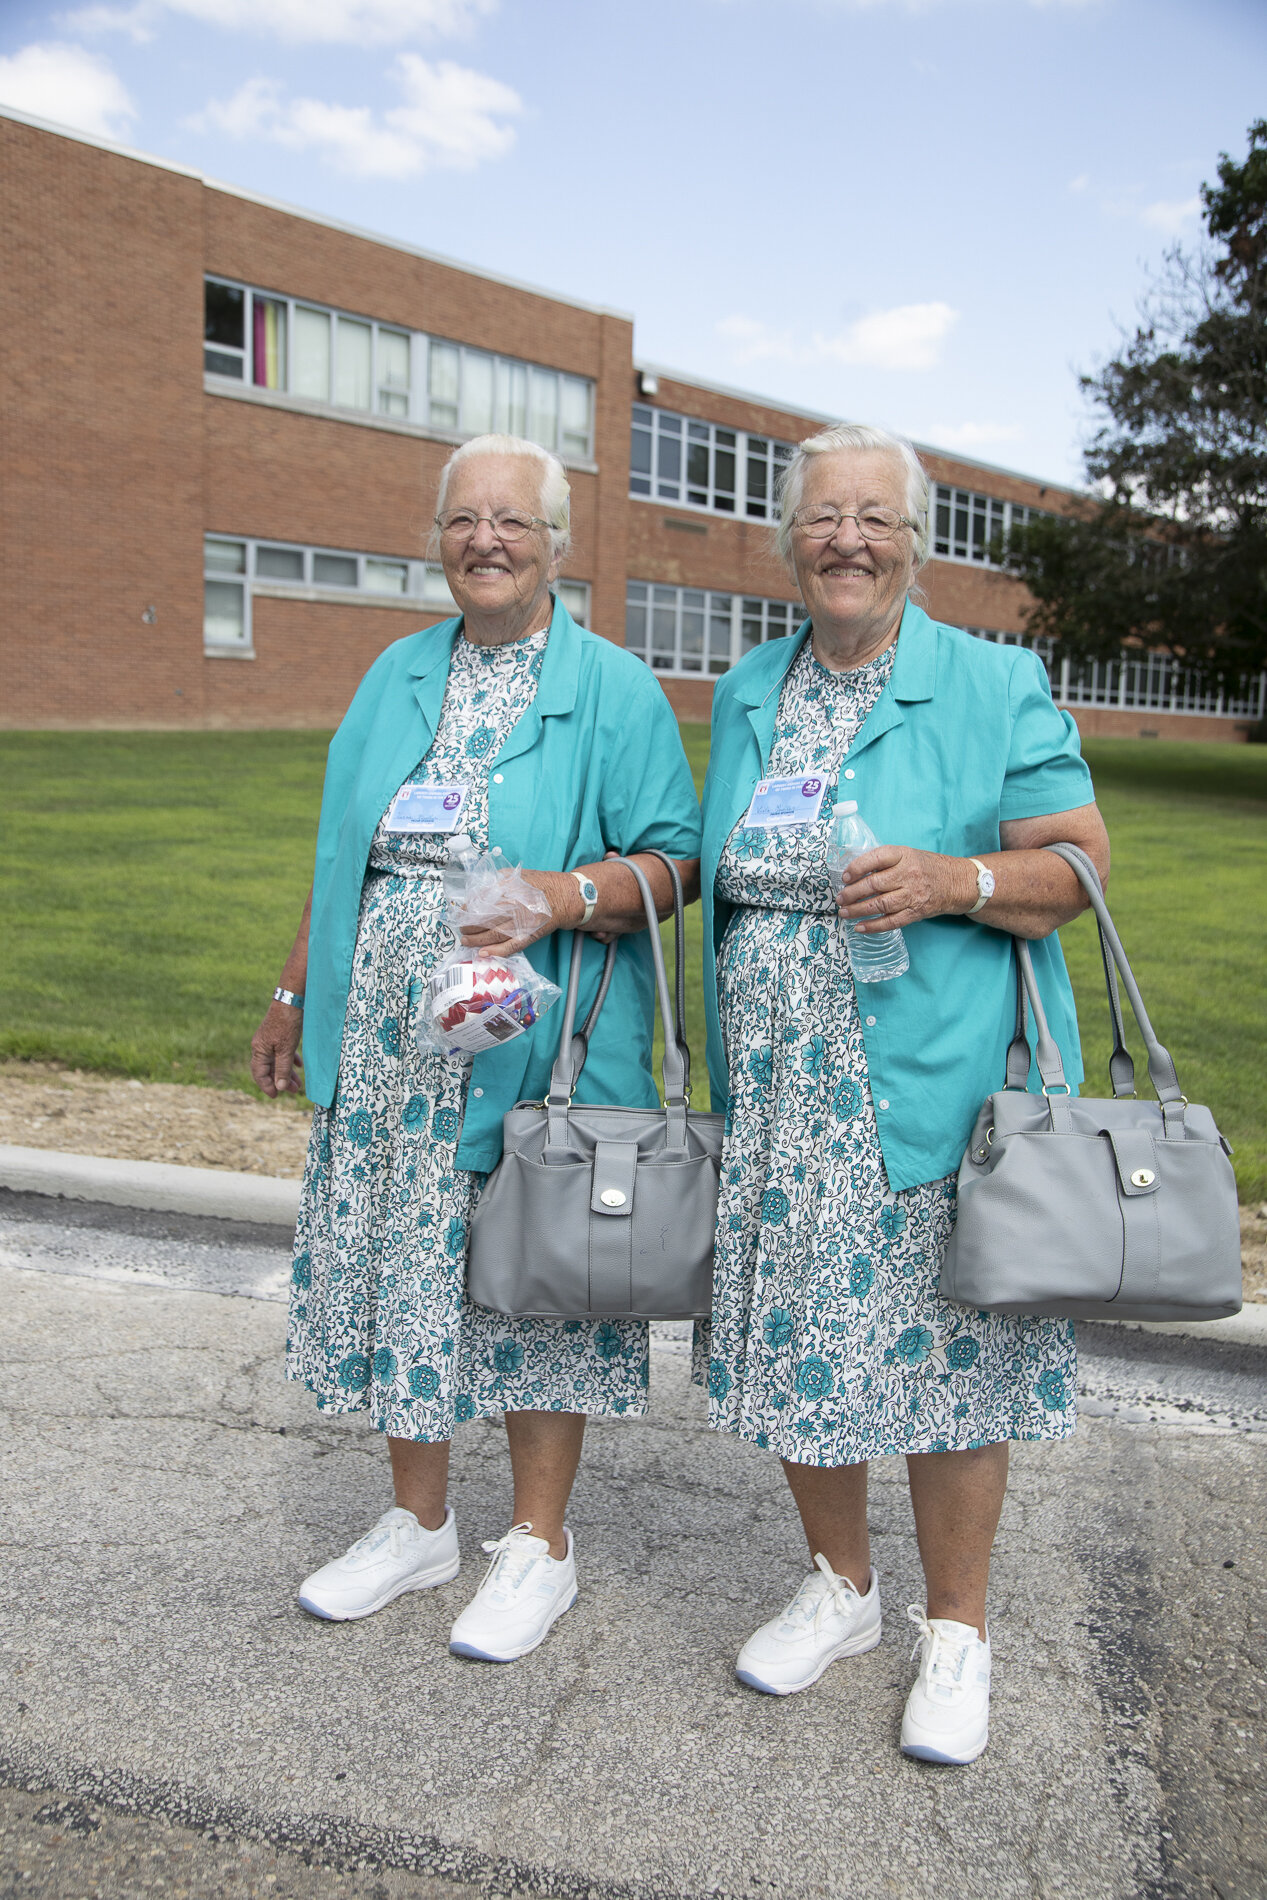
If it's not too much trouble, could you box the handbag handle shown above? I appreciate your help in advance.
[1008,842,1187,1132]
[1005,844,1135,1099]
[544,854,690,1153]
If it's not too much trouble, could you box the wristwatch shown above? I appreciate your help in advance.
[273,986,305,1009]
[967,859,996,915]
[570,872,599,925]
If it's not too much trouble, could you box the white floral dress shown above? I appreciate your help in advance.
[287,629,649,1440]
[695,638,1076,1466]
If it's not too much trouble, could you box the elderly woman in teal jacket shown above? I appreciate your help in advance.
[697,422,1109,1764]
[251,434,700,1664]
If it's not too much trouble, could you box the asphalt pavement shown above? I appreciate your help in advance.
[1,1187,1264,1900]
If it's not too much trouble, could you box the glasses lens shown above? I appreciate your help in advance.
[857,509,902,541]
[793,506,842,539]
[490,511,535,542]
[438,511,477,538]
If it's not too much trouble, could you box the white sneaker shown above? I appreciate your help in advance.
[448,1523,577,1662]
[736,1557,882,1696]
[298,1506,459,1621]
[900,1606,992,1764]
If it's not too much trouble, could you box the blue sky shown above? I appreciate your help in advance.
[3,0,1264,485]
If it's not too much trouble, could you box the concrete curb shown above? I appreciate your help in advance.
[1,1143,1264,1347]
[0,1144,300,1229]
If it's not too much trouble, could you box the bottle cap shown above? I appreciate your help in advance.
[832,800,858,815]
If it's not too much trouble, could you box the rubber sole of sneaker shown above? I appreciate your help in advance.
[736,1620,882,1696]
[900,1731,989,1766]
[298,1553,462,1622]
[448,1583,578,1662]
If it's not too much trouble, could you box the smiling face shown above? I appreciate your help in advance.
[439,451,561,641]
[790,449,916,662]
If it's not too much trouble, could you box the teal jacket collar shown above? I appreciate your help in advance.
[406,593,583,754]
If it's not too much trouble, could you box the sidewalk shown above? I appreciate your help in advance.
[2,1205,1265,1899]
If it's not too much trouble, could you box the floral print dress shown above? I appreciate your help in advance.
[287,628,649,1441]
[696,636,1076,1466]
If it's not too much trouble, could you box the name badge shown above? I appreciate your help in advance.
[383,782,469,834]
[742,773,828,829]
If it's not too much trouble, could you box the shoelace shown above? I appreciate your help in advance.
[906,1605,973,1693]
[477,1522,547,1596]
[782,1554,863,1634]
[348,1510,416,1562]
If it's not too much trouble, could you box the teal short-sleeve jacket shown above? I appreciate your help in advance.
[700,601,1096,1193]
[303,597,702,1173]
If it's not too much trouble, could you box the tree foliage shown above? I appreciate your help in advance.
[1003,121,1267,681]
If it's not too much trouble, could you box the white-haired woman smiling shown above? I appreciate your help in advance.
[696,422,1109,1762]
[252,434,700,1663]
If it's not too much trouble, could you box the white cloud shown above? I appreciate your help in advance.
[1140,194,1202,234]
[718,302,958,373]
[66,0,495,45]
[0,39,136,136]
[920,421,1023,450]
[189,53,520,177]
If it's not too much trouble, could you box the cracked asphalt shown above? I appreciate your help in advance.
[1,1189,1264,1900]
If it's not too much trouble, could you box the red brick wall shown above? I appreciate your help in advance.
[2,118,207,727]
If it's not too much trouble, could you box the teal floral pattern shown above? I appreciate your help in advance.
[696,635,1076,1464]
[287,626,650,1439]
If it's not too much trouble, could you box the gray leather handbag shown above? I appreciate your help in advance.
[940,842,1242,1323]
[466,852,725,1320]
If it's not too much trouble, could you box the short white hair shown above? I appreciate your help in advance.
[775,422,931,570]
[430,434,572,560]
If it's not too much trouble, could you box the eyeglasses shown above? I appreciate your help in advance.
[434,509,551,544]
[791,504,915,542]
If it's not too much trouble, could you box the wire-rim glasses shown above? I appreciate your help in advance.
[435,509,552,544]
[791,504,915,542]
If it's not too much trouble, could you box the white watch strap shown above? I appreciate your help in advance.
[967,858,992,915]
[571,871,598,925]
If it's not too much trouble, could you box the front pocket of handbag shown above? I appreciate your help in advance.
[953,1132,1128,1309]
[628,1153,720,1318]
[467,1150,594,1317]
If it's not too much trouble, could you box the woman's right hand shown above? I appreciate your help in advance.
[250,1001,305,1098]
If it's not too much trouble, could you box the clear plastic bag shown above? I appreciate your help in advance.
[417,836,562,1059]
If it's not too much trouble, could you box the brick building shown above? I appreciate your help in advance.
[4,106,1260,740]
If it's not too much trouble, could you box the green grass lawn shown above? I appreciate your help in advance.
[1,729,1263,1197]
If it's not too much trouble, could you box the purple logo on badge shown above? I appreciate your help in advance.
[802,778,822,797]
[442,792,462,811]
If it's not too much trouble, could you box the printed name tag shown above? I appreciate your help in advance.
[383,782,469,833]
[742,774,828,829]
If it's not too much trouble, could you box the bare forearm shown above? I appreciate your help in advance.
[524,856,700,939]
[278,887,313,990]
[930,851,1096,940]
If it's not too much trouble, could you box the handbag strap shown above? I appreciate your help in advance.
[544,854,690,1152]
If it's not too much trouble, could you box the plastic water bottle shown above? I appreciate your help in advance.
[825,801,909,983]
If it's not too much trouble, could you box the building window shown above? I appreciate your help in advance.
[630,405,796,519]
[966,626,1266,721]
[204,278,595,461]
[931,484,1034,565]
[204,538,250,648]
[625,582,802,676]
[204,534,590,647]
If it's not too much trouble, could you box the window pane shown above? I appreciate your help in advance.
[528,368,559,449]
[421,566,456,605]
[255,545,304,580]
[292,307,330,401]
[680,605,704,668]
[556,579,589,625]
[364,559,408,595]
[429,342,460,429]
[204,538,246,574]
[463,351,494,436]
[687,442,709,492]
[657,433,681,487]
[497,359,527,436]
[336,317,372,410]
[560,377,592,457]
[714,448,736,496]
[252,297,287,391]
[205,349,243,379]
[313,553,358,588]
[204,579,245,645]
[205,281,244,349]
[377,329,410,417]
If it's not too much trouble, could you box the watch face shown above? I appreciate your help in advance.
[581,879,598,902]
[979,868,996,898]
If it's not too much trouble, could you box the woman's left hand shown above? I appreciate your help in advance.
[836,847,973,932]
[456,869,579,958]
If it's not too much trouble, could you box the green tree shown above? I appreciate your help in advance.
[1004,120,1267,683]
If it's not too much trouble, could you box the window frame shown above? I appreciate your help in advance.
[931,483,1035,567]
[203,277,596,462]
[625,580,803,677]
[630,404,797,520]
